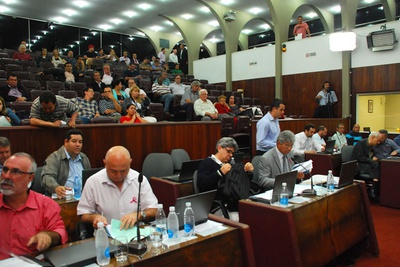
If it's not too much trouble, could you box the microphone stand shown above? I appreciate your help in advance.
[293,158,316,196]
[128,173,147,255]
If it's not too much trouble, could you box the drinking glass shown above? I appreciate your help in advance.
[114,236,129,263]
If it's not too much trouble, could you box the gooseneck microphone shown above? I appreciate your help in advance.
[292,157,316,196]
[128,173,147,255]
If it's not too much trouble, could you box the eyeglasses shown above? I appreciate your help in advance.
[224,148,235,155]
[2,166,33,176]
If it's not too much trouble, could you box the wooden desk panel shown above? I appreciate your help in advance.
[56,199,80,242]
[251,118,349,157]
[239,183,379,267]
[380,159,400,209]
[305,153,342,176]
[1,122,220,171]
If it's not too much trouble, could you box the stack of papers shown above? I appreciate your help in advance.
[105,219,151,242]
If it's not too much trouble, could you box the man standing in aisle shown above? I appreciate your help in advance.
[256,99,285,155]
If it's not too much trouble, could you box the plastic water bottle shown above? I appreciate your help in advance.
[167,206,179,239]
[183,202,195,237]
[279,182,289,206]
[95,222,110,266]
[74,175,82,200]
[327,170,335,192]
[155,204,167,239]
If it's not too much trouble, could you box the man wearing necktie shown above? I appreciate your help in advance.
[257,130,305,192]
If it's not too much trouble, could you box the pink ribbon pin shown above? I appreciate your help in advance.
[130,197,137,204]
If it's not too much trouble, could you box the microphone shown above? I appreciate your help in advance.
[128,173,147,255]
[291,157,316,196]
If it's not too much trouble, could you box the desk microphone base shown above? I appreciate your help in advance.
[128,241,147,255]
[301,189,317,196]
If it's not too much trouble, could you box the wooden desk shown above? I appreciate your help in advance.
[46,225,243,267]
[149,177,194,213]
[380,159,400,209]
[239,182,379,267]
[55,198,80,242]
[305,153,342,176]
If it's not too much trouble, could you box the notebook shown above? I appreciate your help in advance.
[317,139,336,154]
[250,170,298,204]
[173,189,217,230]
[82,167,103,188]
[44,240,117,267]
[163,159,202,182]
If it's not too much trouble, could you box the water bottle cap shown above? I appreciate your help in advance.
[169,206,175,212]
[185,202,191,207]
[157,204,163,209]
[328,170,332,174]
[282,182,287,186]
[97,222,104,228]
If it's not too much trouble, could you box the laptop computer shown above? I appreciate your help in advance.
[250,170,298,204]
[82,167,103,188]
[44,240,117,267]
[163,159,202,182]
[335,160,357,188]
[317,139,336,154]
[173,189,217,230]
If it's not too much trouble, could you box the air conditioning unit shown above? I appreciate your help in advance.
[223,10,236,22]
[366,28,397,52]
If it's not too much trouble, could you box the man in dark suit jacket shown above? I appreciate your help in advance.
[257,130,305,191]
[90,71,106,93]
[351,132,380,179]
[0,74,27,104]
[178,44,188,75]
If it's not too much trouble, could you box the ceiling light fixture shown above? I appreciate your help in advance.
[53,16,67,23]
[91,31,97,36]
[123,11,137,18]
[249,7,262,15]
[200,6,210,13]
[73,1,89,8]
[305,12,317,19]
[69,44,74,48]
[99,24,111,31]
[83,36,88,40]
[63,9,77,16]
[260,24,271,30]
[150,25,162,32]
[42,31,48,35]
[208,20,219,27]
[241,29,252,34]
[128,36,134,41]
[221,0,234,5]
[138,3,151,10]
[2,0,15,4]
[0,5,9,12]
[110,19,122,25]
[181,14,193,20]
[37,35,41,39]
[331,5,341,13]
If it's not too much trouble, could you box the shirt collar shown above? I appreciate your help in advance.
[0,191,38,211]
[211,154,223,166]
[63,147,82,161]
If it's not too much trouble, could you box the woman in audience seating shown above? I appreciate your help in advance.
[12,44,32,61]
[214,95,234,116]
[51,49,66,68]
[228,95,244,116]
[111,79,127,106]
[0,96,21,126]
[108,49,118,62]
[120,103,148,124]
[123,85,156,122]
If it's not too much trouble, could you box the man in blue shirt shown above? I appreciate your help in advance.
[256,99,285,155]
[346,123,363,145]
[373,129,400,159]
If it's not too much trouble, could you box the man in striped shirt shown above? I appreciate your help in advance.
[71,87,100,124]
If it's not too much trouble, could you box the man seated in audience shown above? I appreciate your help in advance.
[373,129,400,159]
[30,91,79,128]
[75,55,86,80]
[65,50,76,66]
[351,132,380,198]
[83,44,97,69]
[197,137,253,218]
[152,76,174,114]
[98,86,122,122]
[101,64,113,86]
[62,62,75,86]
[12,44,32,61]
[123,62,141,86]
[139,57,153,71]
[91,71,106,93]
[0,74,27,103]
[154,71,171,86]
[77,146,158,229]
[169,75,188,95]
[0,153,68,260]
[257,130,305,191]
[331,123,347,151]
[194,89,221,121]
[394,135,400,147]
[312,125,327,152]
[0,137,11,172]
[171,64,183,75]
[180,80,200,121]
[152,60,164,71]
[41,129,91,197]
[292,124,323,162]
[71,87,101,123]
[256,99,285,155]
[119,50,131,66]
[36,48,51,66]
[346,123,363,145]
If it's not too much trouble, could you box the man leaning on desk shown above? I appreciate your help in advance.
[257,130,305,192]
[77,146,158,230]
[0,153,68,260]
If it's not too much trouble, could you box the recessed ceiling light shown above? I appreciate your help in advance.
[241,29,252,34]
[331,5,341,13]
[200,6,210,13]
[83,36,88,40]
[91,31,97,36]
[69,44,74,48]
[138,3,151,10]
[181,14,193,20]
[53,16,67,23]
[150,25,162,32]
[137,32,146,37]
[110,18,123,25]
[2,0,15,4]
[165,21,174,26]
[76,41,80,44]
[73,0,89,8]
[208,20,219,27]
[260,24,271,30]
[209,36,220,43]
[0,5,9,12]
[42,31,48,35]
[176,32,182,36]
[249,7,262,15]
[36,35,41,39]
[128,36,134,41]
[220,0,234,5]
[364,0,375,4]
[305,12,317,19]
[62,9,77,16]
[32,40,37,44]
[123,11,137,18]
[378,6,383,10]
[99,24,112,31]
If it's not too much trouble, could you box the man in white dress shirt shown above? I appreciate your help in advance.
[292,124,324,162]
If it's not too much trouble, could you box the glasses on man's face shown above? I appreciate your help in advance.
[2,166,33,176]
[224,148,235,155]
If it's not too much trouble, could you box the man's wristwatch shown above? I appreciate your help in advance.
[141,211,147,221]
